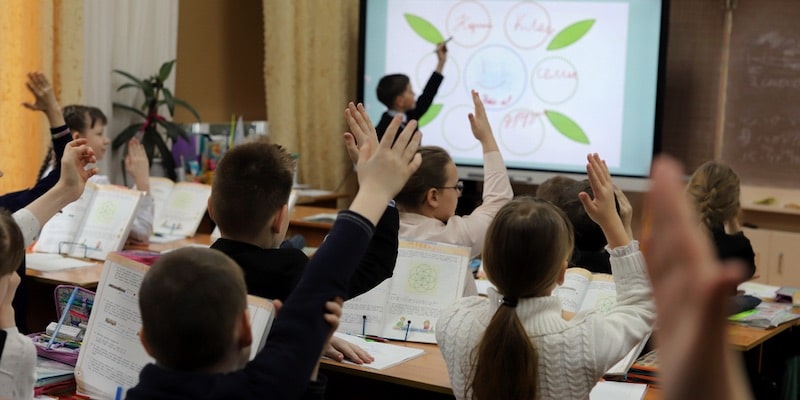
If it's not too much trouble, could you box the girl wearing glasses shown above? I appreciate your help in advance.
[394,91,513,296]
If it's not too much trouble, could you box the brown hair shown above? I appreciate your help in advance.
[139,247,247,371]
[376,74,410,108]
[63,105,107,135]
[210,138,294,238]
[0,209,25,276]
[470,197,574,400]
[395,146,452,209]
[686,161,740,230]
[535,175,576,204]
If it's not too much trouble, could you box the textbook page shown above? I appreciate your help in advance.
[147,177,175,224]
[590,381,647,400]
[71,186,142,260]
[577,274,616,314]
[247,295,276,360]
[33,183,98,254]
[555,268,593,313]
[339,279,392,337]
[379,240,470,343]
[75,253,153,399]
[153,182,211,237]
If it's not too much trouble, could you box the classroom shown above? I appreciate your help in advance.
[1,1,799,399]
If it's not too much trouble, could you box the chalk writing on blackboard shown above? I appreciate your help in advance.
[728,115,800,166]
[746,31,800,89]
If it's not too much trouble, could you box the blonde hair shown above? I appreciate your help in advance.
[686,161,740,230]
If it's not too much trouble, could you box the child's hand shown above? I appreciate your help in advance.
[125,138,150,192]
[356,115,422,203]
[435,43,447,70]
[325,336,374,364]
[468,90,499,152]
[343,102,379,164]
[578,153,627,248]
[615,186,634,239]
[22,71,65,127]
[644,156,750,400]
[56,139,98,201]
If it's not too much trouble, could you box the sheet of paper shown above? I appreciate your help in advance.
[332,333,425,370]
[72,187,142,260]
[590,381,647,400]
[34,183,98,254]
[555,268,592,313]
[153,183,212,237]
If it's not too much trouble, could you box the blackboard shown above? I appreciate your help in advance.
[722,0,800,188]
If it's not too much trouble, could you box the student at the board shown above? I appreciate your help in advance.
[374,41,447,140]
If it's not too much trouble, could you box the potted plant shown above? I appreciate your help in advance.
[112,60,200,181]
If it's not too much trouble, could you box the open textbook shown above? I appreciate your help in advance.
[148,177,212,238]
[74,252,275,399]
[33,183,143,260]
[554,267,651,380]
[338,239,470,344]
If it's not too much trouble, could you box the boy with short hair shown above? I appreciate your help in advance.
[375,43,447,140]
[127,114,423,400]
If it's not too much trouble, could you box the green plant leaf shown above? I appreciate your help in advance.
[152,132,178,181]
[158,60,176,82]
[418,104,443,127]
[404,14,444,44]
[162,88,176,116]
[547,19,595,50]
[173,98,202,121]
[156,119,190,142]
[545,110,589,144]
[112,123,144,149]
[140,127,158,162]
[113,102,148,119]
[116,83,141,93]
[114,69,154,98]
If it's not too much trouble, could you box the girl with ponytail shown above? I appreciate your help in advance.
[436,154,654,400]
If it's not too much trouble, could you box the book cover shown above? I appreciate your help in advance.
[337,239,471,343]
[149,177,212,238]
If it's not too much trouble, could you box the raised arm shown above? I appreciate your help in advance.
[644,157,753,400]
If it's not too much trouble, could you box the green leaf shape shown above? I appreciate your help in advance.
[158,60,176,82]
[418,104,443,127]
[111,122,144,149]
[113,102,147,119]
[172,97,202,121]
[113,69,154,98]
[162,87,176,116]
[547,19,595,51]
[404,14,444,44]
[545,110,589,144]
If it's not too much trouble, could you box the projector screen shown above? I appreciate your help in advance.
[360,0,667,185]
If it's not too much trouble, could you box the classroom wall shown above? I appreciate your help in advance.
[173,0,266,124]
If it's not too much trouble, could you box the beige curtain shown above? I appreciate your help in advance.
[263,0,360,195]
[0,0,83,194]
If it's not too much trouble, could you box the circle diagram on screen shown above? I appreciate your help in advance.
[416,53,460,97]
[464,45,527,110]
[504,1,553,50]
[499,109,546,156]
[531,57,579,104]
[440,105,480,151]
[406,263,438,294]
[446,1,492,48]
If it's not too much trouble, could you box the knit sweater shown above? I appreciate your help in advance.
[436,241,654,400]
[0,328,36,400]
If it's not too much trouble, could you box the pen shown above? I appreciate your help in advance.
[47,287,79,350]
[434,36,453,52]
[356,334,389,343]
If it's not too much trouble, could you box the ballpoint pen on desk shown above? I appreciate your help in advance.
[361,315,367,336]
[404,320,412,342]
[47,287,79,350]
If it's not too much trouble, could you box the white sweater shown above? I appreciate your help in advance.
[0,327,36,400]
[436,241,654,400]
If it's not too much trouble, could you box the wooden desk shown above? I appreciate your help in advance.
[296,190,348,208]
[288,206,336,247]
[321,341,663,399]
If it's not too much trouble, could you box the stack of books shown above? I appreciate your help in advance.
[626,350,659,387]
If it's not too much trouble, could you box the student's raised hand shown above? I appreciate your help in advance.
[615,186,634,239]
[435,43,447,71]
[644,156,751,400]
[125,138,151,192]
[56,139,98,201]
[324,336,374,364]
[468,90,499,152]
[22,71,65,127]
[352,115,422,217]
[578,153,628,248]
[343,102,379,164]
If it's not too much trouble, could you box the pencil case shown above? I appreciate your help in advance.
[28,285,95,366]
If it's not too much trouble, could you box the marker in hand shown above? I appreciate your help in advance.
[435,36,453,52]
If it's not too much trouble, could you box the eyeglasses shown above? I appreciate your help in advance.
[435,181,464,196]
